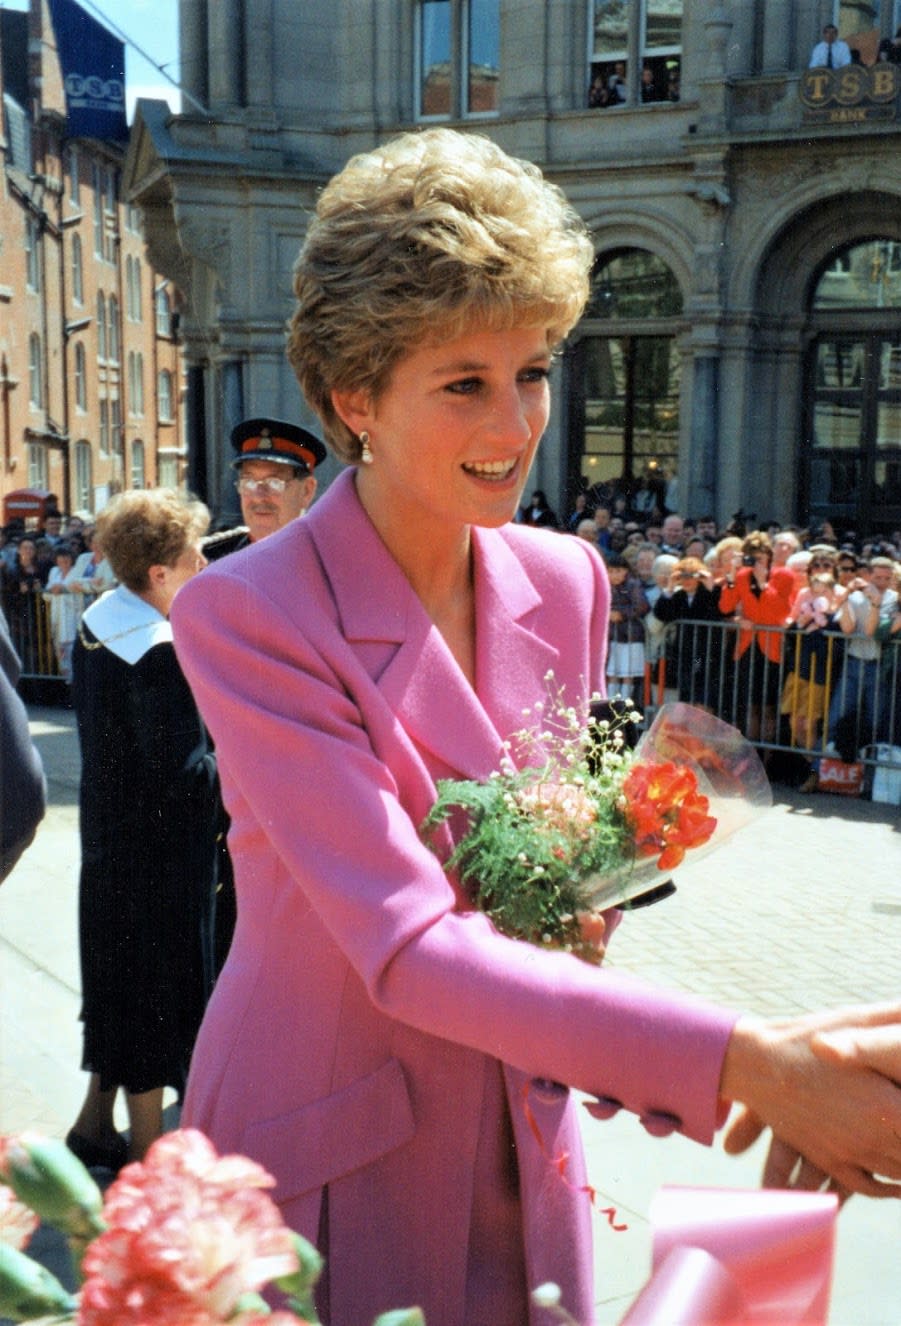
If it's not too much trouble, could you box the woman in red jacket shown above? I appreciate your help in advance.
[719,530,796,747]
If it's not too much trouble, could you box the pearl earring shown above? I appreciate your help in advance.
[359,431,373,465]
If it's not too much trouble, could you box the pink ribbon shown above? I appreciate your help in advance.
[619,1186,838,1324]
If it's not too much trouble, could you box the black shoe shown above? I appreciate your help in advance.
[65,1128,128,1172]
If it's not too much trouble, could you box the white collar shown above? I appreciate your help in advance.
[81,585,172,664]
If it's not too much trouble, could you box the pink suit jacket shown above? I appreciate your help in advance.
[171,469,736,1326]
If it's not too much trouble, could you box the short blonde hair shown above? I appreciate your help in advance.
[288,128,594,462]
[96,489,209,593]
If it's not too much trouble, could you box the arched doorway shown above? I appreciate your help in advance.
[803,239,901,537]
[567,248,683,509]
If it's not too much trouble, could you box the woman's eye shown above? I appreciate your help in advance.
[520,366,551,384]
[446,377,482,395]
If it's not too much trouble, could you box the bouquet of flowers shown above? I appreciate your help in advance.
[422,688,771,963]
[0,1129,423,1326]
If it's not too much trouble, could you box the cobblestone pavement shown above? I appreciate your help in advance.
[1,704,900,1323]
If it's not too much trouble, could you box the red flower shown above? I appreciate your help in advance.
[621,760,716,871]
[79,1130,298,1326]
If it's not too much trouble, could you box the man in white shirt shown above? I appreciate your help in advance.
[809,24,852,69]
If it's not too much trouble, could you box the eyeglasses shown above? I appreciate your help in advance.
[837,563,856,573]
[236,476,298,496]
[809,558,834,569]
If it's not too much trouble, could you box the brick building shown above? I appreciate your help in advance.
[125,1,901,535]
[0,0,185,524]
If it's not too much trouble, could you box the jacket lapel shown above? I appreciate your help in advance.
[307,472,559,781]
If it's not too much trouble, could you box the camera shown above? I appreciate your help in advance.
[742,554,756,566]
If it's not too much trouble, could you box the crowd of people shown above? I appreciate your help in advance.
[518,485,901,783]
[0,512,115,682]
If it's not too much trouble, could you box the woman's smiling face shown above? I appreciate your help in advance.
[341,326,553,538]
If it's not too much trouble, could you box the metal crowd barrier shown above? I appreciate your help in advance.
[641,618,901,780]
[3,589,61,682]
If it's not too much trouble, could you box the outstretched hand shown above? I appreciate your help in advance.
[720,1002,901,1199]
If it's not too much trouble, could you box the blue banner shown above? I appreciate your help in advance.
[47,0,127,142]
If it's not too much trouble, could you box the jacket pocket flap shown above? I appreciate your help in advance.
[243,1058,415,1203]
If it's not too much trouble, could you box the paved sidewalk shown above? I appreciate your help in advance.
[1,703,900,1322]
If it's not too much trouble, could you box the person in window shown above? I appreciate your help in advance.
[171,128,901,1326]
[809,23,852,69]
[606,60,627,105]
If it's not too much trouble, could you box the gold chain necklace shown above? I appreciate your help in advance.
[77,620,156,651]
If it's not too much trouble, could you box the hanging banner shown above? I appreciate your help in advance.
[47,0,127,142]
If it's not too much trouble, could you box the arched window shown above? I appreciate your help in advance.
[156,286,171,337]
[571,248,684,503]
[805,238,901,535]
[72,233,84,305]
[74,342,87,411]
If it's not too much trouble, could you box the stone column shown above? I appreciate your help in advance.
[688,350,720,518]
[218,358,245,522]
[208,0,243,111]
[179,0,209,109]
[185,363,208,505]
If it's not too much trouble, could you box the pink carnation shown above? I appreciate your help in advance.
[79,1130,298,1325]
[0,1182,39,1250]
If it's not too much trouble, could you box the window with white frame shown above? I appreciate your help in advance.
[25,216,40,291]
[72,233,84,305]
[158,454,179,488]
[74,342,87,412]
[99,398,110,456]
[92,161,104,256]
[155,286,172,337]
[128,351,145,416]
[588,0,682,109]
[104,166,117,263]
[27,442,49,489]
[28,334,42,407]
[75,440,92,511]
[131,438,146,489]
[134,260,143,322]
[158,369,173,421]
[111,396,122,460]
[67,145,80,207]
[97,293,107,361]
[416,0,500,119]
[108,296,120,363]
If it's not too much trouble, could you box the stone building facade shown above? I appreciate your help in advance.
[125,0,901,535]
[0,0,185,522]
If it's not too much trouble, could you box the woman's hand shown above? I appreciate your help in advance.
[573,909,607,965]
[720,1003,901,1198]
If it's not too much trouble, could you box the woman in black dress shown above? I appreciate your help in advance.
[67,488,221,1167]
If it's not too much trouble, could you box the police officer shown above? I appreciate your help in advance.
[203,418,327,561]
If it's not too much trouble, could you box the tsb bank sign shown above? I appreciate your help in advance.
[800,64,900,124]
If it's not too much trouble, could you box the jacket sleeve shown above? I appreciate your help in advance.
[0,612,46,882]
[171,566,737,1146]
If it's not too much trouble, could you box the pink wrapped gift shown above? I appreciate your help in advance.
[620,1186,838,1324]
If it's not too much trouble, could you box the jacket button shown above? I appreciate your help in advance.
[640,1110,682,1137]
[583,1095,623,1120]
